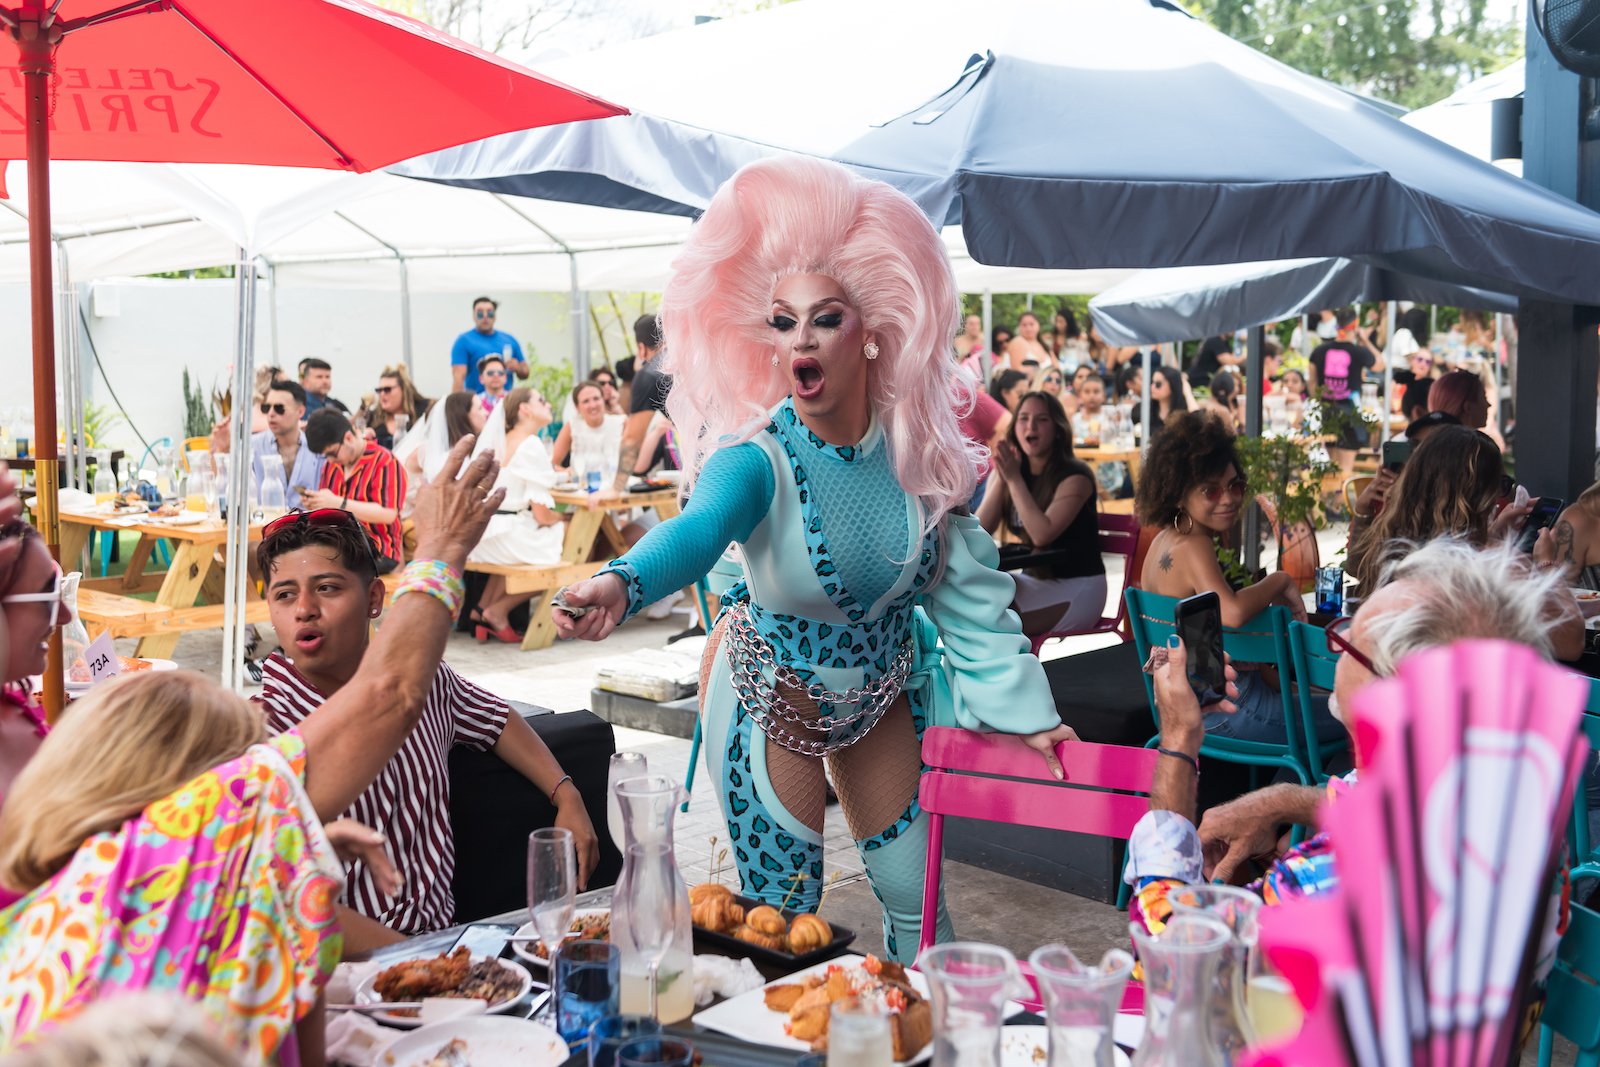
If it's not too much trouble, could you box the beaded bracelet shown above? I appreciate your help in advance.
[391,559,465,618]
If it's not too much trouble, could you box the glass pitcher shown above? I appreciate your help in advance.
[609,775,693,1024]
[60,571,92,686]
[1168,885,1261,1063]
[1129,915,1232,1067]
[1028,945,1134,1067]
[92,450,116,506]
[918,942,1031,1067]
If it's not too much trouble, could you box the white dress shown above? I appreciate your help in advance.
[565,411,625,464]
[468,434,566,567]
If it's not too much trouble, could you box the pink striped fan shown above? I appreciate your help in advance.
[1245,640,1590,1067]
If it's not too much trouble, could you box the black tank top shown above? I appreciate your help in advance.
[1005,460,1106,580]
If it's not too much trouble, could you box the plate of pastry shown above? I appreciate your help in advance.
[689,882,855,967]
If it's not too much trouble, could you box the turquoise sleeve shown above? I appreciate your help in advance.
[598,443,774,620]
[919,513,1061,735]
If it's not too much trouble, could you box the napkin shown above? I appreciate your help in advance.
[326,1012,392,1067]
[692,953,765,1007]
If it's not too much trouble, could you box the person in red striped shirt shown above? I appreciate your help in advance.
[304,409,407,571]
[253,510,599,946]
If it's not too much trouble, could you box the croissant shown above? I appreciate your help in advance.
[744,905,788,936]
[733,923,787,952]
[786,913,833,954]
[689,882,734,906]
[692,894,745,932]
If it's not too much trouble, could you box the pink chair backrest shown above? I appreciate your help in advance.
[916,727,1155,1012]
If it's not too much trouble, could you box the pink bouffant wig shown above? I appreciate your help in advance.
[660,155,978,536]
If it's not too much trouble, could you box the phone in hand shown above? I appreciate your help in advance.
[1516,496,1566,553]
[1174,591,1227,707]
[1381,439,1412,473]
[449,922,520,960]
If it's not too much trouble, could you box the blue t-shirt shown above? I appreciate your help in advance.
[451,329,523,393]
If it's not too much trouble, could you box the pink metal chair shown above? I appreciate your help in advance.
[1029,512,1143,655]
[916,726,1155,1012]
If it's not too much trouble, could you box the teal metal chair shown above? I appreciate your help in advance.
[1287,620,1353,784]
[1538,902,1600,1067]
[1126,589,1340,785]
[1563,697,1600,887]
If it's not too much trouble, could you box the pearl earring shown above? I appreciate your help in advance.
[863,342,880,360]
[771,352,780,367]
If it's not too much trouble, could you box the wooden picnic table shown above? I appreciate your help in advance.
[1075,444,1142,485]
[469,486,681,652]
[37,502,265,659]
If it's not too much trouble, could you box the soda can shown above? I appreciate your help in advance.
[1315,565,1344,615]
[585,469,602,494]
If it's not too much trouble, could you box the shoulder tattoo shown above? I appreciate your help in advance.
[1158,551,1174,573]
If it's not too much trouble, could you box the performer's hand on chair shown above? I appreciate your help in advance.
[552,574,628,641]
[1020,724,1079,781]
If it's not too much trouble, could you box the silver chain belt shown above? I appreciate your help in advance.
[724,606,912,757]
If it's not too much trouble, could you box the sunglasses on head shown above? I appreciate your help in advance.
[1,561,65,628]
[261,403,289,416]
[1199,477,1248,502]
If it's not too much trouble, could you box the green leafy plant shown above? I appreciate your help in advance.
[181,369,212,439]
[80,403,122,449]
[525,360,576,439]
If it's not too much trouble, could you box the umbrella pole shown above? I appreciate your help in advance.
[19,9,63,720]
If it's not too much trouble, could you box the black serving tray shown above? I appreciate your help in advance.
[692,894,856,970]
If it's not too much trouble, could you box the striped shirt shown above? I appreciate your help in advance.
[254,652,509,934]
[319,440,406,561]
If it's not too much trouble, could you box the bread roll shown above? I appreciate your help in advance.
[744,905,788,936]
[785,913,833,954]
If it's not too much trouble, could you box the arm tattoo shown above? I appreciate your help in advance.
[1158,551,1174,573]
[1554,519,1577,564]
[613,440,642,493]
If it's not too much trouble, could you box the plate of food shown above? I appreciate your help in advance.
[377,1016,567,1067]
[689,882,854,967]
[1573,588,1600,619]
[358,948,533,1029]
[692,953,935,1063]
[1000,1025,1131,1066]
[510,908,609,968]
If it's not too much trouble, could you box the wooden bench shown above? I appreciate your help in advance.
[77,588,270,640]
[465,560,605,651]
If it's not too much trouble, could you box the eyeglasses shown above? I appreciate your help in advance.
[475,309,495,319]
[2,562,64,628]
[375,385,397,395]
[1325,616,1377,674]
[1199,478,1248,502]
[593,378,615,387]
[261,403,289,416]
[482,367,506,376]
[1411,354,1433,365]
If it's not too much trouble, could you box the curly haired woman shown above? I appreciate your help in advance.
[553,156,1075,959]
[1135,413,1346,750]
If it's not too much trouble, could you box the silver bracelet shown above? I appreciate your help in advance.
[549,773,574,804]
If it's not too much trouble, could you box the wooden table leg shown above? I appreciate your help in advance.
[521,589,561,651]
[563,507,605,564]
[135,540,214,659]
[121,535,158,591]
[59,522,90,576]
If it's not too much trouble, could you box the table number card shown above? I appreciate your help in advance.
[84,631,122,685]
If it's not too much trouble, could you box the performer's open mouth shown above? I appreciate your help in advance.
[792,357,825,400]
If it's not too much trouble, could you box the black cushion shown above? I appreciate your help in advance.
[448,710,623,923]
[1044,642,1152,746]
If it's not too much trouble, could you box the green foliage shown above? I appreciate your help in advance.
[145,266,235,280]
[526,360,578,436]
[1235,432,1338,533]
[960,294,1094,339]
[81,403,122,448]
[1187,0,1521,110]
[181,369,212,439]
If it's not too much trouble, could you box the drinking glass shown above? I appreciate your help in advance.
[616,1038,696,1067]
[589,1014,661,1067]
[608,752,649,848]
[826,999,893,1066]
[556,940,621,1048]
[528,826,576,1018]
[621,842,680,1020]
[186,468,211,514]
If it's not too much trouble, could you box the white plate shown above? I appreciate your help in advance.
[552,481,582,492]
[357,956,533,1029]
[693,953,997,1064]
[1572,588,1600,618]
[376,1016,567,1067]
[510,908,610,968]
[1001,1025,1131,1066]
[155,511,207,525]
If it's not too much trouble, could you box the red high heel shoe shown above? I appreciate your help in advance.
[471,609,523,644]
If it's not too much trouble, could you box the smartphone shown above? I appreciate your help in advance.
[449,921,519,960]
[1516,496,1566,553]
[1381,439,1412,473]
[1174,591,1227,707]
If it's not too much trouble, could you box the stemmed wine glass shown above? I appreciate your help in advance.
[623,842,679,1020]
[528,827,576,1016]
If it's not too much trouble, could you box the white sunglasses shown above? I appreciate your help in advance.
[2,564,64,627]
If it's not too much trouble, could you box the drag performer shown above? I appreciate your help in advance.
[554,157,1075,960]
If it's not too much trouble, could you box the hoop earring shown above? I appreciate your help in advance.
[863,342,880,360]
[1173,513,1195,535]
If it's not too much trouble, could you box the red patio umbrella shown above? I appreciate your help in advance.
[0,0,625,714]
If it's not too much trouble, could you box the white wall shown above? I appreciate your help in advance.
[0,277,599,462]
